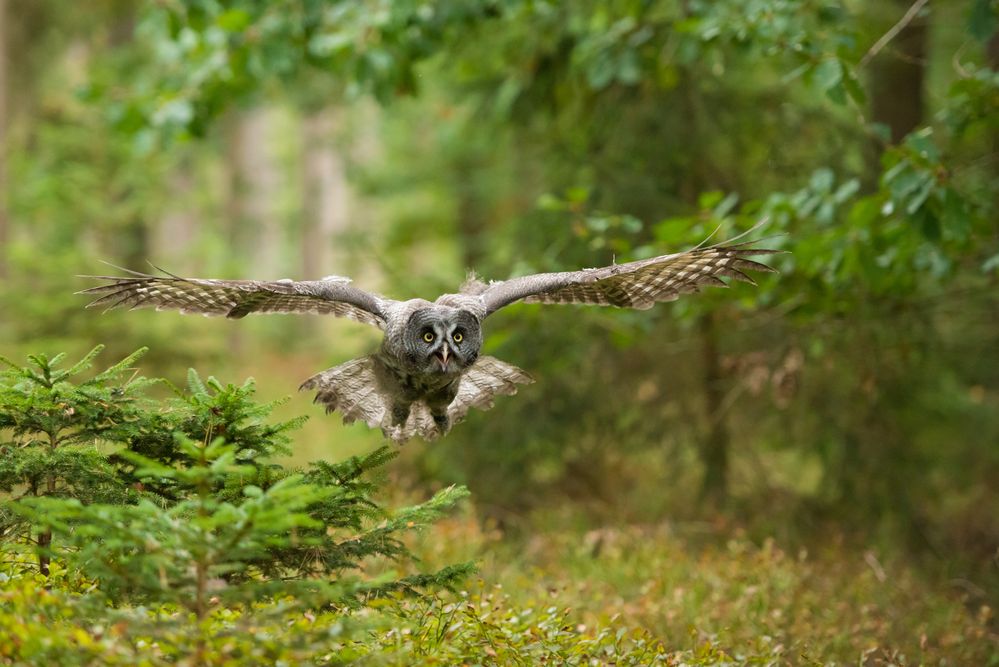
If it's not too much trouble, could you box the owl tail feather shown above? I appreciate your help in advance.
[299,355,533,444]
[300,356,390,430]
[445,356,533,425]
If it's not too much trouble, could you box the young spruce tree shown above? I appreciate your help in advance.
[0,345,152,575]
[1,348,473,664]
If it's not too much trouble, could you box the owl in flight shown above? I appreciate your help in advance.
[81,231,779,442]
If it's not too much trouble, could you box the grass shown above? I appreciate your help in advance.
[394,502,998,665]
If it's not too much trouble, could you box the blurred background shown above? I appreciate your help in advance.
[1,0,997,657]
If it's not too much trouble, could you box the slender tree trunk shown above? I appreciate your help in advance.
[153,160,197,271]
[121,218,149,270]
[229,108,281,277]
[869,0,927,144]
[301,109,349,279]
[110,9,148,269]
[454,158,486,270]
[38,435,57,576]
[37,530,51,577]
[988,33,999,217]
[0,0,8,280]
[34,479,51,577]
[699,311,730,506]
[224,108,281,351]
[677,57,733,505]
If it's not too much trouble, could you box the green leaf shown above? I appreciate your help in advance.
[833,179,860,204]
[698,190,724,210]
[968,0,999,41]
[586,54,616,89]
[842,71,867,105]
[309,32,354,57]
[65,345,105,377]
[812,58,842,95]
[216,9,252,32]
[905,179,934,215]
[617,49,642,85]
[713,192,739,218]
[187,368,208,395]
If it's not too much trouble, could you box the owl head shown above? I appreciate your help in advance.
[403,308,481,375]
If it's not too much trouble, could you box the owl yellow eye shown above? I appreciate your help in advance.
[453,332,463,343]
[423,332,435,343]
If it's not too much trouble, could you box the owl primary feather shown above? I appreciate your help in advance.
[80,232,780,442]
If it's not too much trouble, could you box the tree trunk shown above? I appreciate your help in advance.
[110,8,147,269]
[37,529,50,577]
[227,108,282,278]
[0,0,8,280]
[454,158,487,270]
[301,109,349,280]
[224,108,281,352]
[153,160,197,272]
[39,452,57,576]
[699,311,730,506]
[988,32,999,217]
[869,0,927,143]
[121,217,149,270]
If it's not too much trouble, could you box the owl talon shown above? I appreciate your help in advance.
[432,412,450,434]
[391,403,411,426]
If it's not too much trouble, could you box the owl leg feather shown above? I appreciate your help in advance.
[390,401,412,427]
[432,413,450,434]
[427,380,460,436]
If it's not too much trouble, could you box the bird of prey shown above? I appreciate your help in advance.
[81,231,780,442]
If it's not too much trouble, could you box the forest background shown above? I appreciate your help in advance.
[0,0,997,663]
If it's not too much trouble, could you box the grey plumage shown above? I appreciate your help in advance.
[79,232,781,443]
[299,354,532,442]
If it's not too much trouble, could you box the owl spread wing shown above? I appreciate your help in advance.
[79,270,389,328]
[477,237,781,317]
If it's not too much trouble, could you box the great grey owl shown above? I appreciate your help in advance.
[81,232,779,442]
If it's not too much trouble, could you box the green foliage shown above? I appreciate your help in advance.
[5,523,993,665]
[118,370,303,485]
[19,436,337,610]
[0,572,369,665]
[0,348,474,663]
[351,592,674,665]
[0,346,152,572]
[119,0,865,140]
[0,345,153,450]
[109,0,494,139]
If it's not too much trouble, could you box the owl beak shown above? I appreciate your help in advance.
[435,346,450,371]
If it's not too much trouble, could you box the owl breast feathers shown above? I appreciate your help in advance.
[80,227,782,442]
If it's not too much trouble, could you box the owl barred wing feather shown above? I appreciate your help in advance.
[477,237,782,316]
[78,271,388,328]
